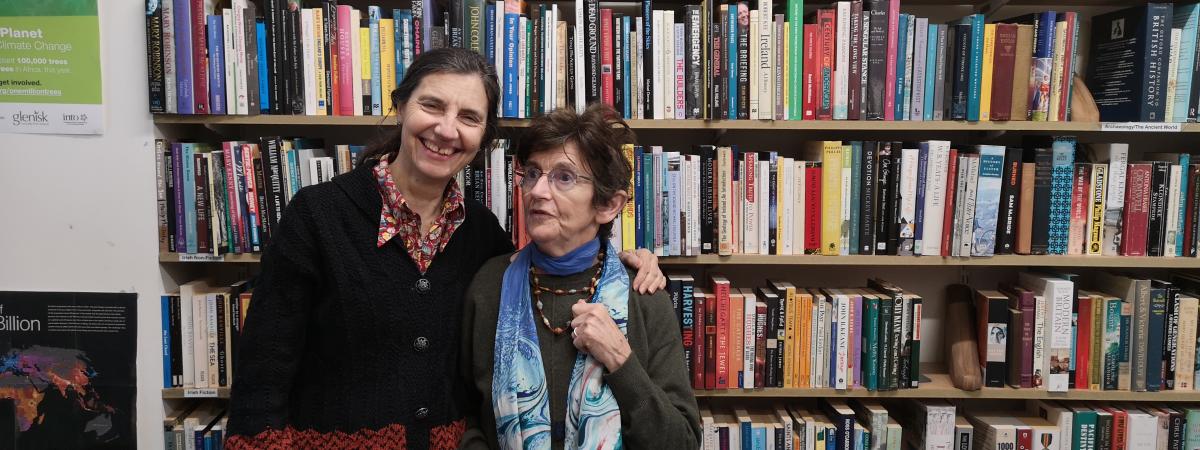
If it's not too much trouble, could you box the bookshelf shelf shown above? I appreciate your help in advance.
[159,252,1200,268]
[151,114,1200,133]
[163,372,1200,402]
[694,370,1200,402]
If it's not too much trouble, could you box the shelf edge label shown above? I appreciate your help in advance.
[183,388,219,398]
[1100,122,1182,132]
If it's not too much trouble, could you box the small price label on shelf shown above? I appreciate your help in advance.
[1100,122,1182,132]
[178,254,226,262]
[183,388,219,398]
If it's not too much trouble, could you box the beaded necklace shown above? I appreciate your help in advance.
[528,249,605,336]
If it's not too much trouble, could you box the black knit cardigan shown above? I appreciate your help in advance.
[225,162,514,449]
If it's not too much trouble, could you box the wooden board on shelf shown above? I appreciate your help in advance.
[161,252,1200,268]
[696,369,1200,402]
[152,114,1200,132]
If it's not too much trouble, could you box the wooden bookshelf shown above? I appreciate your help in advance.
[159,252,1200,268]
[695,369,1200,402]
[151,114,1200,132]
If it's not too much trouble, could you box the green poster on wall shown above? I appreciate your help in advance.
[0,0,103,134]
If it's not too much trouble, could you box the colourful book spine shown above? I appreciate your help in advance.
[380,18,396,114]
[1028,11,1055,121]
[821,142,843,255]
[369,7,383,116]
[787,0,804,119]
[207,15,227,115]
[621,144,636,251]
[892,14,907,121]
[979,23,995,121]
[863,293,880,390]
[883,0,898,120]
[1047,137,1075,254]
[964,14,983,121]
[972,145,1004,256]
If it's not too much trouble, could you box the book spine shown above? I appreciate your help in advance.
[883,0,898,120]
[715,282,730,389]
[1047,140,1075,254]
[950,24,970,120]
[991,24,1017,121]
[688,7,702,119]
[995,147,1022,254]
[190,0,210,114]
[1165,287,1180,390]
[148,1,167,113]
[1147,288,1168,391]
[972,146,1004,256]
[860,142,876,254]
[874,143,892,253]
[939,148,959,256]
[736,3,749,119]
[1147,162,1170,256]
[1088,164,1108,256]
[1068,163,1091,255]
[1144,5,1172,121]
[865,0,886,120]
[1102,146,1130,255]
[848,1,863,120]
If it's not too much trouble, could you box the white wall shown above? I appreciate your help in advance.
[0,1,163,448]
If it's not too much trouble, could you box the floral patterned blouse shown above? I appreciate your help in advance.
[373,158,466,274]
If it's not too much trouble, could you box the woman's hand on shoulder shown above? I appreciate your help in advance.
[618,248,666,295]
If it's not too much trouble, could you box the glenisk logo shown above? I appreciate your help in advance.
[11,109,48,126]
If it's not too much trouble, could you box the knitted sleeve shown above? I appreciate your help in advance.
[604,289,703,449]
[226,188,322,441]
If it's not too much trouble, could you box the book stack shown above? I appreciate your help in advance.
[144,0,1082,122]
[668,275,921,391]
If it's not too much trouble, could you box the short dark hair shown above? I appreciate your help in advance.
[359,48,501,166]
[517,103,634,239]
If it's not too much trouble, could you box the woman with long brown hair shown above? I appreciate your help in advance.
[224,48,663,450]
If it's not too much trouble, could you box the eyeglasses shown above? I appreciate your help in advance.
[516,167,594,192]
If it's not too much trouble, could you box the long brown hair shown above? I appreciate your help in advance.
[358,48,501,167]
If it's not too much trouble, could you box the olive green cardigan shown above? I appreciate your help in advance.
[458,254,701,449]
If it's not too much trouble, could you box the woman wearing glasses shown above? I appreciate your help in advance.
[459,104,701,449]
[225,49,664,450]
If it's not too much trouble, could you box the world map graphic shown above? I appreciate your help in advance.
[0,345,123,447]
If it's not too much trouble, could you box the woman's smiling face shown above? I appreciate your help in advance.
[393,72,489,182]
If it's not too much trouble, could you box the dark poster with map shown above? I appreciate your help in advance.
[0,291,136,449]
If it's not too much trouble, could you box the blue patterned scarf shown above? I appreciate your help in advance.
[493,238,627,450]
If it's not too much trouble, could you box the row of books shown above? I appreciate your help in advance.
[609,139,1198,258]
[144,0,1085,123]
[164,403,227,450]
[160,279,253,389]
[667,276,922,391]
[157,135,1200,261]
[976,272,1200,394]
[701,399,1200,450]
[153,138,363,255]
